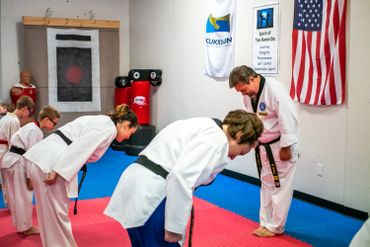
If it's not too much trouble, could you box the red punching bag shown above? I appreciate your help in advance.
[114,87,131,107]
[114,76,131,107]
[131,81,150,125]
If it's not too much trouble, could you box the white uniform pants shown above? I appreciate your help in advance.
[258,142,298,234]
[0,169,9,207]
[350,218,370,247]
[3,162,33,232]
[28,162,77,247]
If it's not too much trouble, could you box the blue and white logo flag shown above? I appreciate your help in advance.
[204,0,236,78]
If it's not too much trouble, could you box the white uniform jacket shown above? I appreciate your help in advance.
[0,113,20,162]
[2,122,43,169]
[24,115,117,198]
[105,117,229,239]
[243,77,298,147]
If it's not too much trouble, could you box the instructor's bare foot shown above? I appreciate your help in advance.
[252,226,266,236]
[20,226,40,235]
[258,228,277,237]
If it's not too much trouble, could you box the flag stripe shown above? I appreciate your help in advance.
[290,0,346,106]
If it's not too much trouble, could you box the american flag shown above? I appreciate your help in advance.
[290,0,347,105]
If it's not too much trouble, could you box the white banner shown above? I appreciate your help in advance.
[252,3,280,76]
[204,0,236,78]
[47,28,100,112]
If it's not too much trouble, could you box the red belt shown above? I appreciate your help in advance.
[0,140,8,145]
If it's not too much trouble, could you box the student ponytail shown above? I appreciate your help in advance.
[108,104,138,128]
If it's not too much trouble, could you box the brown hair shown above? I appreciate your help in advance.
[108,104,138,128]
[16,96,35,111]
[38,106,60,121]
[229,65,258,88]
[223,109,263,144]
[0,103,15,113]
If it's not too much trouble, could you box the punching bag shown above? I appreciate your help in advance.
[114,76,131,107]
[131,80,150,125]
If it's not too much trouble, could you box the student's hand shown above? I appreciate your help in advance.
[164,230,182,243]
[44,172,58,185]
[26,178,33,191]
[279,146,292,161]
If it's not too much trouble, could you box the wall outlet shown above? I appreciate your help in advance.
[316,163,323,177]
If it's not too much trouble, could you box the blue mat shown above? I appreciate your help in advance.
[0,148,364,247]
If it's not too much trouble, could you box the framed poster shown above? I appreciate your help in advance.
[252,3,280,76]
[47,28,100,112]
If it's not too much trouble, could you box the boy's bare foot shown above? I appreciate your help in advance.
[252,226,266,236]
[20,226,40,235]
[258,228,278,237]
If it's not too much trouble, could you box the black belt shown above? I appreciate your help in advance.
[54,129,86,216]
[9,145,26,155]
[135,155,196,246]
[255,137,281,188]
[135,155,168,179]
[54,130,72,145]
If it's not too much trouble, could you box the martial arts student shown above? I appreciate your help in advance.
[0,103,15,115]
[105,109,264,247]
[0,96,35,208]
[0,103,10,115]
[229,65,299,237]
[24,104,138,247]
[2,106,60,235]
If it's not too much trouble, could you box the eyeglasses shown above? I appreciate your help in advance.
[49,118,58,127]
[27,107,34,114]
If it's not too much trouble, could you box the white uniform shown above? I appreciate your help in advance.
[243,77,299,234]
[105,117,229,245]
[0,113,21,208]
[349,218,370,247]
[24,115,117,247]
[2,122,43,232]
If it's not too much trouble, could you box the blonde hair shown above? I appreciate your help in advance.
[223,109,263,144]
[38,106,60,121]
[107,104,138,128]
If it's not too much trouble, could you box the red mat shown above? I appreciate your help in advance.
[0,197,311,246]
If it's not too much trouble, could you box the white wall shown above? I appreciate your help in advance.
[0,0,130,101]
[129,0,370,213]
[1,0,368,213]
